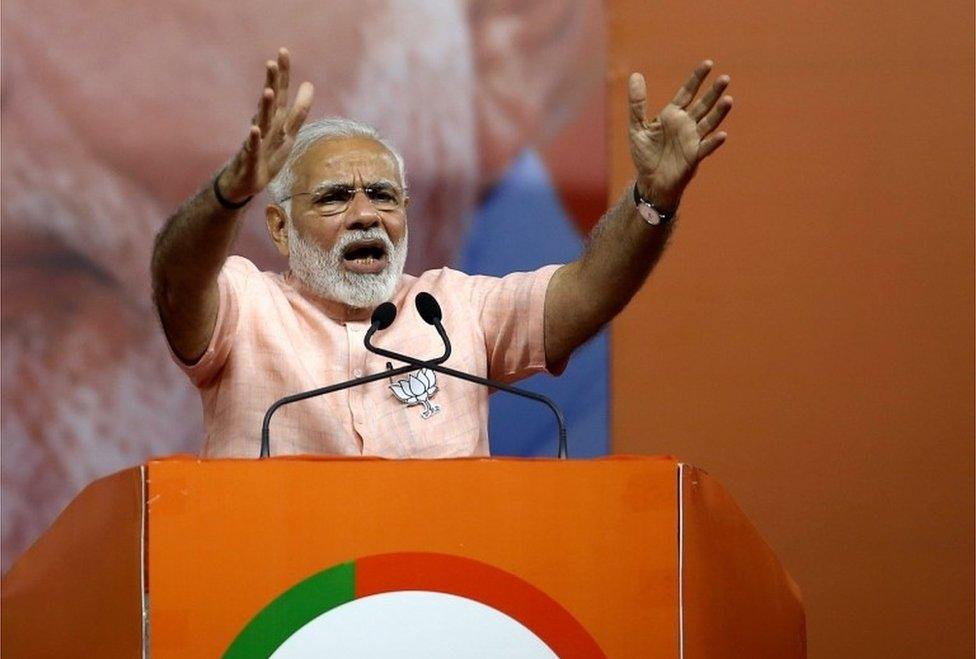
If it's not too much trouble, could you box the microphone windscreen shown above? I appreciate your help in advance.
[415,292,442,325]
[371,302,397,330]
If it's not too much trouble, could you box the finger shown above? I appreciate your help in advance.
[276,48,291,108]
[284,81,314,136]
[628,72,648,129]
[241,127,262,188]
[264,60,279,105]
[697,131,727,161]
[256,88,274,136]
[689,75,729,121]
[229,126,262,188]
[697,95,733,137]
[670,60,713,108]
[240,126,261,162]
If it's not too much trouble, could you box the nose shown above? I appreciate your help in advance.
[343,189,381,231]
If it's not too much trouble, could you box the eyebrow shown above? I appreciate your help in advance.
[309,178,401,195]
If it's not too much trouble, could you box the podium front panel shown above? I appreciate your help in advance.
[146,456,680,658]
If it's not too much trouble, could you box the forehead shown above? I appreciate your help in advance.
[292,137,400,189]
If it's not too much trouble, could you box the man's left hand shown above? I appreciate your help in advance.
[628,61,733,213]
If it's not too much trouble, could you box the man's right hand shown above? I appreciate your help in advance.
[216,48,315,204]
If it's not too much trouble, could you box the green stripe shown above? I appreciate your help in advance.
[224,561,356,658]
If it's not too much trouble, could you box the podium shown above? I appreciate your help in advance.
[2,456,805,657]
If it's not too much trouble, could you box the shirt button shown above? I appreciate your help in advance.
[353,369,363,377]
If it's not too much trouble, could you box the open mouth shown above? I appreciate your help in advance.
[342,239,389,274]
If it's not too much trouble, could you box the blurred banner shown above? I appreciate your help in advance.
[1,1,608,571]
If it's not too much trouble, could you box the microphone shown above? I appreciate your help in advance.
[411,293,452,362]
[365,293,569,459]
[415,291,441,323]
[371,300,452,365]
[372,301,397,330]
[259,304,448,458]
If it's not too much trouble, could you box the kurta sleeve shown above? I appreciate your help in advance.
[468,264,567,383]
[164,255,253,387]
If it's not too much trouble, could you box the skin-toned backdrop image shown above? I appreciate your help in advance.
[1,0,607,571]
[608,0,974,656]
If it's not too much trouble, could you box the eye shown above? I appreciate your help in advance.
[367,187,399,205]
[313,188,353,205]
[370,190,395,202]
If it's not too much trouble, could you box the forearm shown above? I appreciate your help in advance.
[151,173,243,304]
[151,172,245,361]
[581,181,674,308]
[545,183,673,364]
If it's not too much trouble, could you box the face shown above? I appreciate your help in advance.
[267,137,410,307]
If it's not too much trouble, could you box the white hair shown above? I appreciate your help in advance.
[267,117,407,217]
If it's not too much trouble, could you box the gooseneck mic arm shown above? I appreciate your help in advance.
[260,361,414,458]
[259,305,449,458]
[366,294,569,459]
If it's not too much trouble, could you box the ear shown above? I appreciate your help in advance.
[266,205,291,257]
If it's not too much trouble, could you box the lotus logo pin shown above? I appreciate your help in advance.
[389,368,441,419]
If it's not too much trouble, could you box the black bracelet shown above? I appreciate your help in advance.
[212,169,253,210]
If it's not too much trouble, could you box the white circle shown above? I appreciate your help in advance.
[270,590,558,658]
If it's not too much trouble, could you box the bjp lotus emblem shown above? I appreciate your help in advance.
[389,368,442,419]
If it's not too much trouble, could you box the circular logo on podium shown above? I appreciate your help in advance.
[225,552,604,658]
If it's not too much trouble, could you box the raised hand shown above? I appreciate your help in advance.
[217,48,314,204]
[628,61,732,212]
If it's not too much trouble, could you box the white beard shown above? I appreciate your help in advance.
[287,223,408,309]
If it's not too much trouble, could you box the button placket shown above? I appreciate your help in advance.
[346,322,371,447]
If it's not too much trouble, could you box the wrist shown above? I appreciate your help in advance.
[213,168,253,210]
[633,181,678,226]
[635,179,681,215]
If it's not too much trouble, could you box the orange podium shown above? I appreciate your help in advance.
[2,456,804,658]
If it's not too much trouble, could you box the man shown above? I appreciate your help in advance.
[151,48,732,458]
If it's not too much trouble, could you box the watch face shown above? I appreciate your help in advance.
[637,202,661,226]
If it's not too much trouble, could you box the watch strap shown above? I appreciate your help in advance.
[633,183,676,225]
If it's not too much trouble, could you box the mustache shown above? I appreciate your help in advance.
[331,227,397,258]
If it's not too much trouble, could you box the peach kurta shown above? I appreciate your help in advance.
[173,256,561,458]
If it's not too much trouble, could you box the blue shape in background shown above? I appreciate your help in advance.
[456,150,608,458]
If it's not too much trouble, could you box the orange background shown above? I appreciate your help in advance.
[608,1,974,657]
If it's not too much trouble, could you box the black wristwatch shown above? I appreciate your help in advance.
[633,183,676,226]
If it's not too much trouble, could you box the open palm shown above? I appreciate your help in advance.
[629,61,732,211]
[218,48,314,203]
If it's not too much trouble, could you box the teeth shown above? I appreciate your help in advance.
[347,254,382,265]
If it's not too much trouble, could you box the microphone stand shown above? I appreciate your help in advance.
[259,323,450,458]
[365,322,569,459]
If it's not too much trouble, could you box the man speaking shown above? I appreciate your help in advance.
[151,48,732,458]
